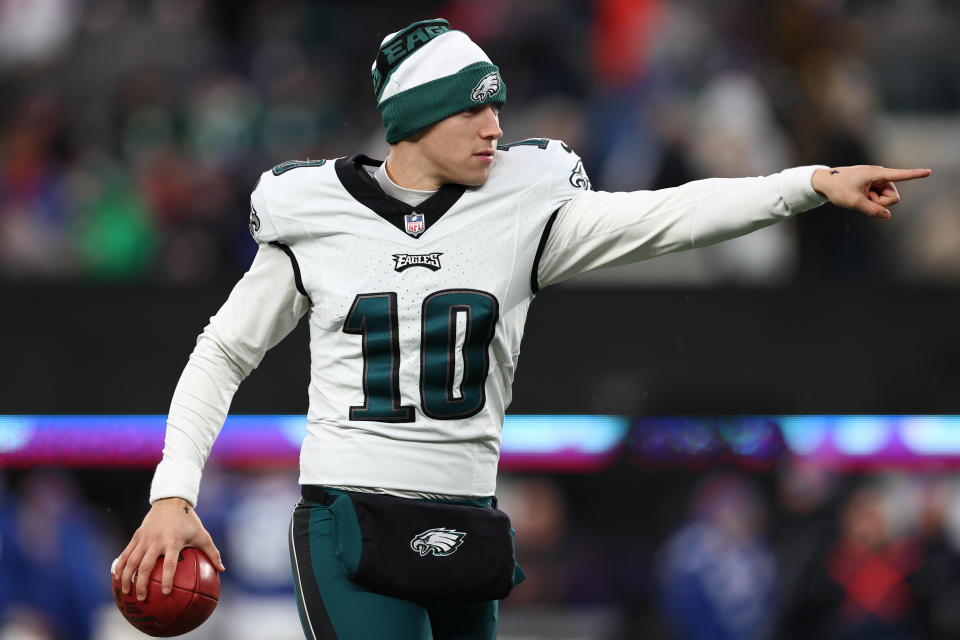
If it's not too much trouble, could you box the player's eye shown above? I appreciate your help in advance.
[462,104,502,117]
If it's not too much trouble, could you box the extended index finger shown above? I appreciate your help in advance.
[119,538,147,594]
[114,536,137,580]
[882,168,932,182]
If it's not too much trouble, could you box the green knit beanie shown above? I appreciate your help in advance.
[371,19,507,144]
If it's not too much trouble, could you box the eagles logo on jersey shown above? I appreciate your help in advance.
[393,253,443,272]
[569,159,591,190]
[249,206,261,236]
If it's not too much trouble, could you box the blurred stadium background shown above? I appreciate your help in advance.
[2,0,960,639]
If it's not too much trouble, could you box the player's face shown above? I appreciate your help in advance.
[418,104,503,187]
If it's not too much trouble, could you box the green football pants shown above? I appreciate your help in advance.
[288,495,498,640]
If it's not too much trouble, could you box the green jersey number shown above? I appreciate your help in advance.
[343,289,499,422]
[343,293,413,422]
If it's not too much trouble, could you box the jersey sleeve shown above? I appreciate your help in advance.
[536,165,829,288]
[249,173,281,244]
[149,243,309,506]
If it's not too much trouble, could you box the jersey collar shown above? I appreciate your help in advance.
[335,155,467,239]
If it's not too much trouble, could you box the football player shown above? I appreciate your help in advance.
[113,18,930,640]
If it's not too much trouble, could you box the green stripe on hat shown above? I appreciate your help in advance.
[379,61,507,144]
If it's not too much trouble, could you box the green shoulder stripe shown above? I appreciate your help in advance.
[497,138,549,151]
[272,159,327,176]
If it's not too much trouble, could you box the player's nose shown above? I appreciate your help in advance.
[479,105,502,141]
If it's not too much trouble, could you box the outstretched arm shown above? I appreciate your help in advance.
[811,165,931,219]
[537,164,931,288]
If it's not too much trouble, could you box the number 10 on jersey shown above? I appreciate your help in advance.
[343,289,499,422]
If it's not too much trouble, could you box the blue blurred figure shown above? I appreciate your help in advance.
[0,471,112,640]
[658,472,777,640]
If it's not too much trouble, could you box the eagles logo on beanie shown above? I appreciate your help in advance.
[372,19,507,144]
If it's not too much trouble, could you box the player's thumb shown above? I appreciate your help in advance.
[855,194,891,219]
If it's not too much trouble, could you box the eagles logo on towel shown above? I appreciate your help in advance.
[471,72,500,102]
[410,528,466,557]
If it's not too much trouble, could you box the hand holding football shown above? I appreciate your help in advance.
[112,548,220,637]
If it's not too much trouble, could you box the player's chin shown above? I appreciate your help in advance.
[466,174,491,187]
[461,162,493,186]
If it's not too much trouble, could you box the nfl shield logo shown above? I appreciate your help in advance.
[405,212,425,237]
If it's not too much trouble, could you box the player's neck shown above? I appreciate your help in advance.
[384,149,443,192]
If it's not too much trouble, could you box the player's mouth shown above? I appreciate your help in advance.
[473,149,495,164]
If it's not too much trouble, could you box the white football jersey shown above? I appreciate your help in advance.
[249,139,588,496]
[149,135,827,506]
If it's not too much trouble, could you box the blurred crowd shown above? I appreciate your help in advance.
[653,467,960,640]
[6,462,960,639]
[1,0,959,285]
